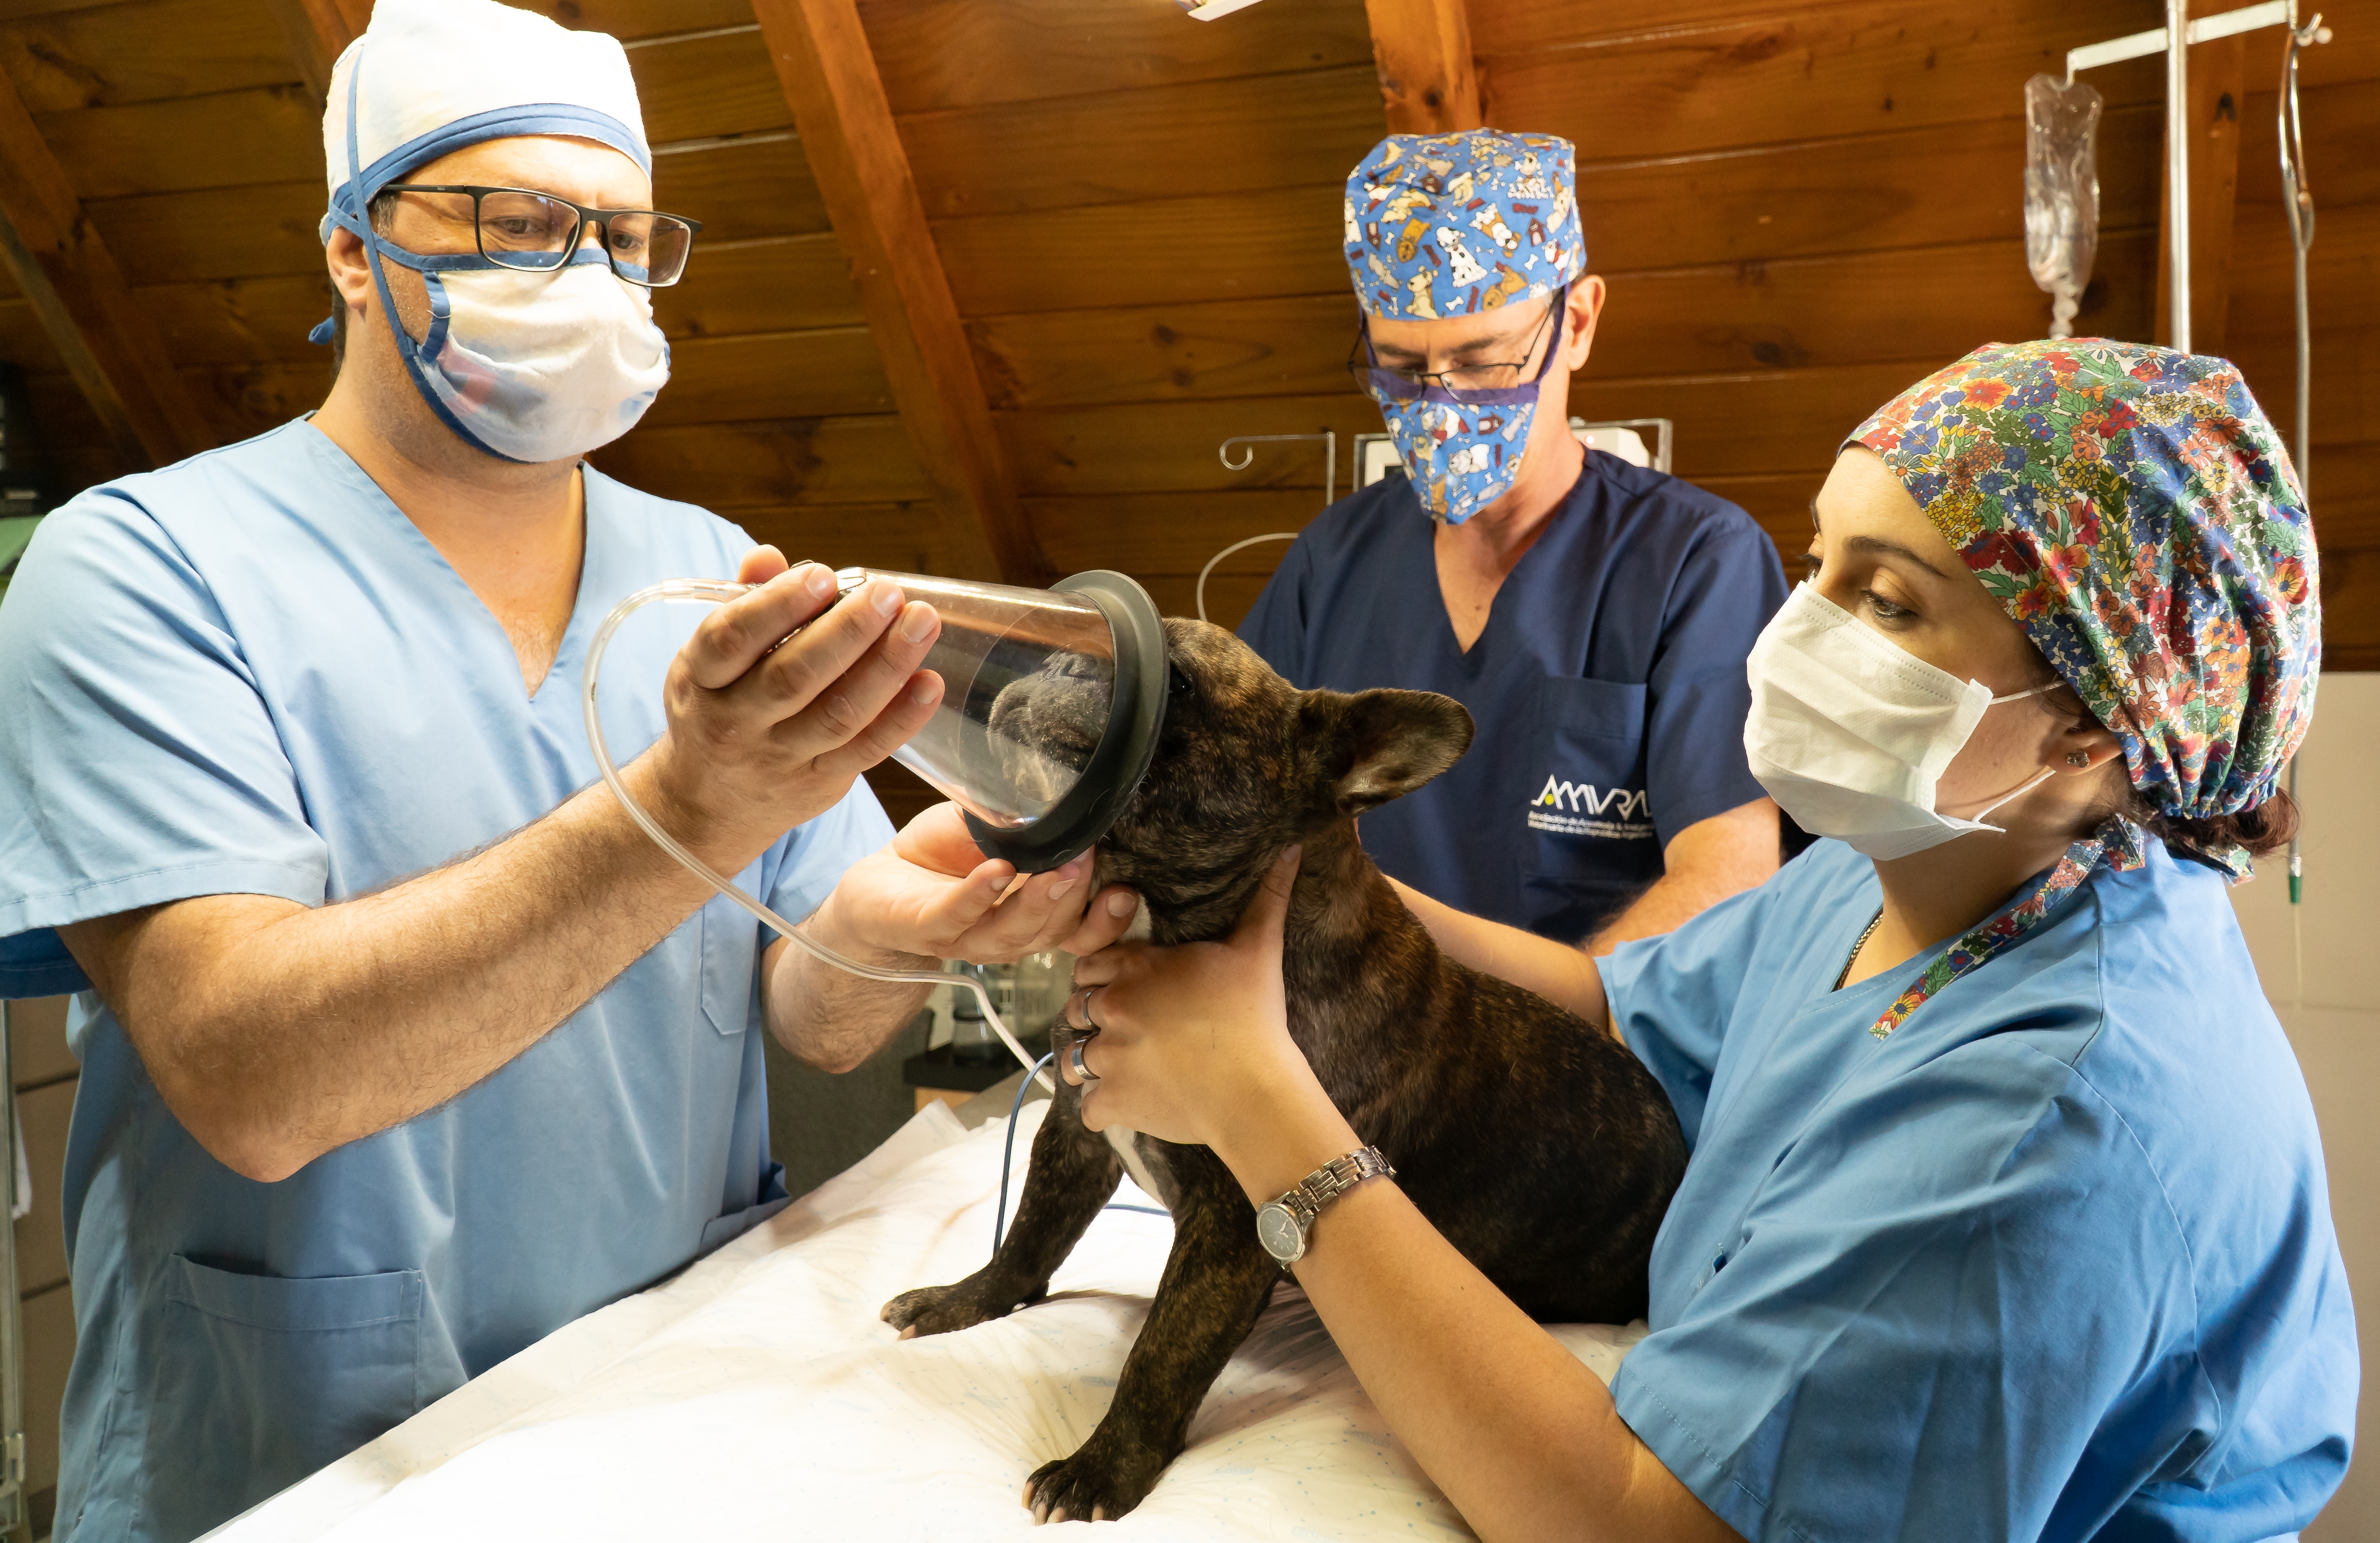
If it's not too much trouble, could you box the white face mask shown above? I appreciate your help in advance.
[1745,583,2056,861]
[377,244,671,464]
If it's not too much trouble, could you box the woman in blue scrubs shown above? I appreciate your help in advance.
[1059,340,2354,1540]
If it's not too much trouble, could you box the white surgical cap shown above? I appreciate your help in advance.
[321,0,648,240]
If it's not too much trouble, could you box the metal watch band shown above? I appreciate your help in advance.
[1267,1145,1394,1240]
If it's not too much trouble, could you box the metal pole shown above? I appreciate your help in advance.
[2166,0,2194,352]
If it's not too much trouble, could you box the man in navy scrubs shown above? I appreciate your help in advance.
[1241,131,1789,948]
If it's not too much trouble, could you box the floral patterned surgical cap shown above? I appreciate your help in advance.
[1847,338,2320,879]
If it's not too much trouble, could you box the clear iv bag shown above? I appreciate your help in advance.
[2025,74,2104,339]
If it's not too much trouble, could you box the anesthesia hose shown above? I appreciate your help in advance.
[581,579,1053,1095]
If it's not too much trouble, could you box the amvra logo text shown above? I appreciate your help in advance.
[1531,777,1649,821]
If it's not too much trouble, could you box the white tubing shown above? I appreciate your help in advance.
[1195,533,1300,623]
[581,580,1053,1091]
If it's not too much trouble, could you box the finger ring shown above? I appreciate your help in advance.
[1065,983,1104,1031]
[1067,1037,1098,1084]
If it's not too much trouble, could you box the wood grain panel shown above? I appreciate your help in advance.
[590,414,929,508]
[2225,207,2380,453]
[1027,489,1336,575]
[936,184,1345,317]
[898,65,1380,219]
[653,138,830,242]
[0,0,294,111]
[638,325,893,427]
[732,499,957,572]
[652,235,860,340]
[1483,0,2173,163]
[515,0,756,41]
[1365,0,1481,134]
[83,182,326,287]
[22,369,126,494]
[929,112,2162,320]
[2236,80,2380,213]
[38,83,319,199]
[963,232,2159,412]
[0,293,64,371]
[172,359,330,442]
[630,27,794,145]
[857,0,1374,116]
[1573,106,2158,273]
[1143,571,1269,629]
[138,272,334,363]
[2310,442,2380,668]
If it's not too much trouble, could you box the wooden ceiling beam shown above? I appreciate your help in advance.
[748,0,1044,584]
[267,0,372,106]
[0,68,213,471]
[1363,0,1482,135]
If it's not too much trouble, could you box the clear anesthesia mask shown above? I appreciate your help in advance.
[582,567,1168,1084]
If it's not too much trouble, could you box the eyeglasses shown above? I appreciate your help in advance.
[1346,288,1565,405]
[378,184,703,287]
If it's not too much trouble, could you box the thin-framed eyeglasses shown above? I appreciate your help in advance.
[1346,286,1567,405]
[378,184,703,287]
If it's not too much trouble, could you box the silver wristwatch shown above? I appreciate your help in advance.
[1254,1146,1394,1266]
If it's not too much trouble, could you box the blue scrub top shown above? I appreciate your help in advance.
[0,421,892,1543]
[1239,456,1787,942]
[1600,838,2356,1540]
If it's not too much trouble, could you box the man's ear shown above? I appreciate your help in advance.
[1301,688,1474,817]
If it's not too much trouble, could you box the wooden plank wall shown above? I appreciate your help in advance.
[0,0,2369,690]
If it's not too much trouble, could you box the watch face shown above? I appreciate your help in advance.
[1255,1202,1305,1263]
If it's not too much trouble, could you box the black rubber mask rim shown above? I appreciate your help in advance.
[961,570,1168,874]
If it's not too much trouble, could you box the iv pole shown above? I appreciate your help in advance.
[2060,0,2317,350]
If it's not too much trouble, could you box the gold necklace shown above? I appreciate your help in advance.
[1837,908,1884,991]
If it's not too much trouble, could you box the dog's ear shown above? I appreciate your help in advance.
[1300,688,1475,817]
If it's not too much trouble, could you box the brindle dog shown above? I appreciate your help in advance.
[882,618,1687,1523]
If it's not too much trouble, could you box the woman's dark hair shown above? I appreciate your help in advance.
[2138,785,2301,863]
[2035,666,2301,863]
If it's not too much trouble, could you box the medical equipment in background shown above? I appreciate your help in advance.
[1198,431,1337,624]
[1175,0,1266,17]
[2023,76,2103,338]
[1197,419,1676,623]
[2279,11,2325,997]
[584,568,1169,1091]
[2046,0,2331,354]
[0,365,51,611]
[0,1005,25,1534]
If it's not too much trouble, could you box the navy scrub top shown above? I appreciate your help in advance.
[0,421,892,1542]
[1240,454,1788,940]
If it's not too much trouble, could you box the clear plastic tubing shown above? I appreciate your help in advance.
[581,577,1052,1092]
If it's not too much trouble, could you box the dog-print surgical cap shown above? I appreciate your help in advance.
[1342,130,1583,321]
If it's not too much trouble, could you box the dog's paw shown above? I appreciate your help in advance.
[1024,1441,1165,1525]
[880,1279,1015,1339]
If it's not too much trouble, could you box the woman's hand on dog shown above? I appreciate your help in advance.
[821,802,1141,965]
[1065,847,1356,1193]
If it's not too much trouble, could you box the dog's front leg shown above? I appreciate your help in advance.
[1025,1150,1279,1523]
[882,1065,1123,1338]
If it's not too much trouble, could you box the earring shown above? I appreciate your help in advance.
[2065,752,2091,767]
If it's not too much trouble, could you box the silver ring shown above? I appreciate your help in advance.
[1065,983,1103,1032]
[1067,1037,1097,1083]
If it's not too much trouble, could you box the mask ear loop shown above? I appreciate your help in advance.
[1960,680,2063,830]
[332,50,527,465]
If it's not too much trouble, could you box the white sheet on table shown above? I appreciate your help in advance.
[212,1100,1646,1542]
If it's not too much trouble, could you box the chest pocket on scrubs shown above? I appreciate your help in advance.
[698,880,764,1035]
[1522,677,1659,937]
[154,1256,450,1537]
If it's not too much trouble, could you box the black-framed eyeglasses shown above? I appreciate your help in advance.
[1345,287,1565,405]
[379,184,703,287]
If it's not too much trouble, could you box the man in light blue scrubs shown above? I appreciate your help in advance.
[0,3,1130,1538]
